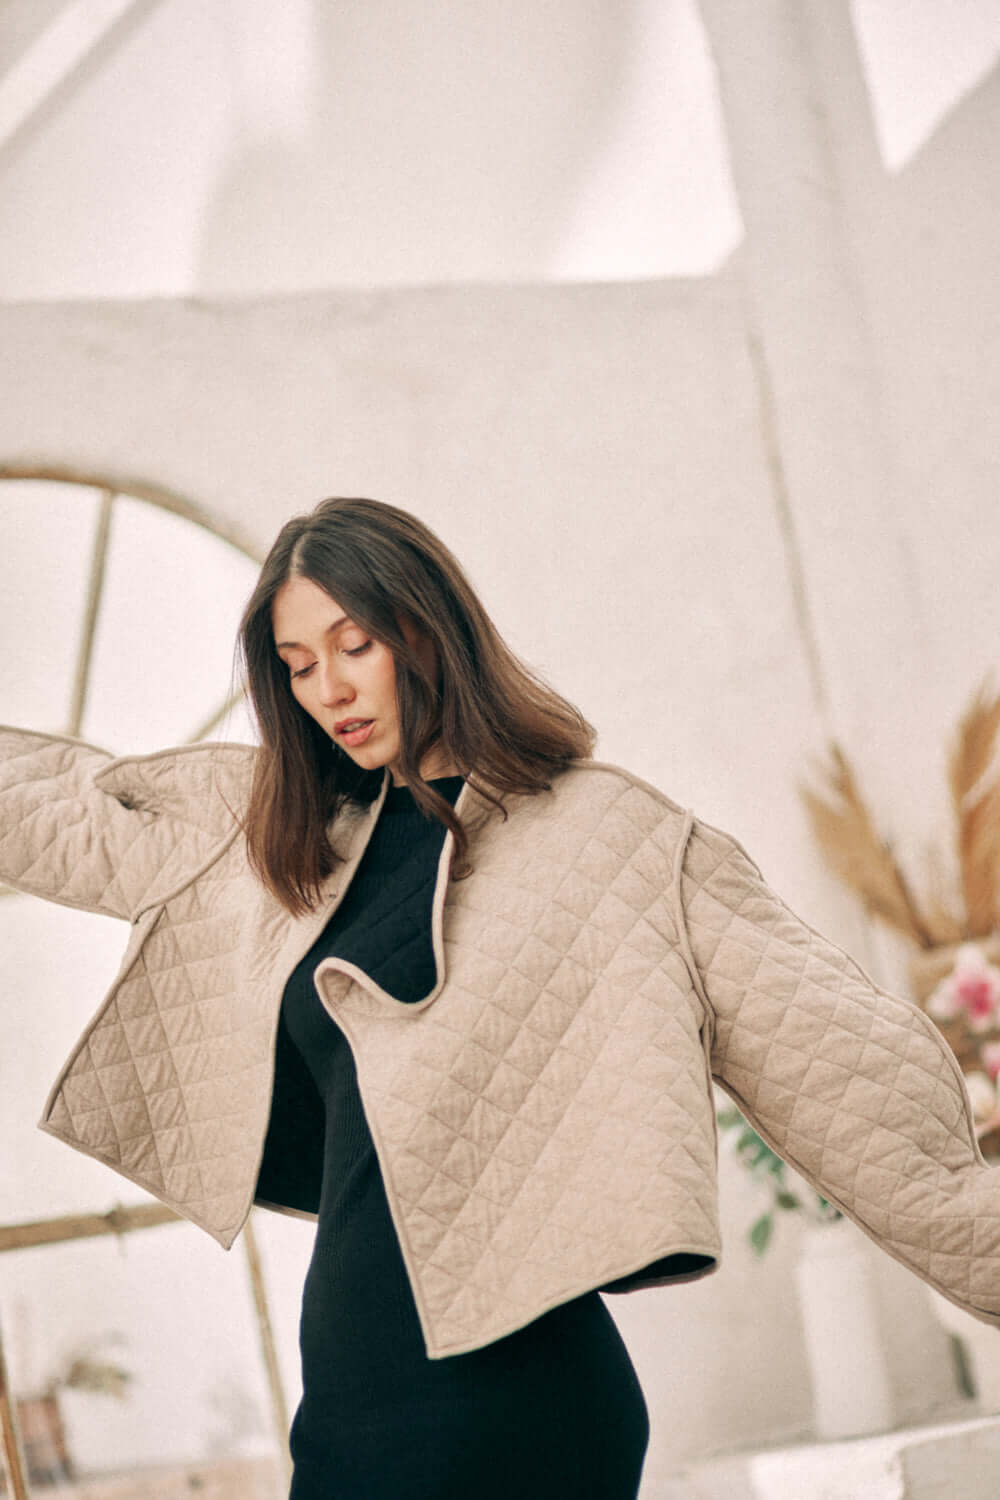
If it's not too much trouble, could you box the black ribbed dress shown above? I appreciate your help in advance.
[276,777,649,1500]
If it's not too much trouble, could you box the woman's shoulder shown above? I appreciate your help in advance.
[551,757,687,816]
[486,758,689,849]
[466,760,690,885]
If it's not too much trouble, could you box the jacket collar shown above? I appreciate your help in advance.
[313,770,499,1014]
[256,768,500,1017]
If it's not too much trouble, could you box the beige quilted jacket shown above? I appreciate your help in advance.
[2,726,999,1357]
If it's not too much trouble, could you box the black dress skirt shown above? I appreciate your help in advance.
[274,777,649,1500]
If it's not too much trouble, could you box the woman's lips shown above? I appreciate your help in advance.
[337,719,375,747]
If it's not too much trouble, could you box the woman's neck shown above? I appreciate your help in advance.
[389,745,459,787]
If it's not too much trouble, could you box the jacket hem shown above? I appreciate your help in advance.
[420,1240,723,1359]
[35,1119,239,1250]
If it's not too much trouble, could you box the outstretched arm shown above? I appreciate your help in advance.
[0,727,249,921]
[676,812,1000,1327]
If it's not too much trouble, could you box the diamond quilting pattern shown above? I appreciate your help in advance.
[682,819,1000,1313]
[7,724,1000,1353]
[326,776,722,1352]
[0,732,245,919]
[1,728,318,1241]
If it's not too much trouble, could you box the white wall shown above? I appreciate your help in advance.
[2,0,998,300]
[0,0,741,297]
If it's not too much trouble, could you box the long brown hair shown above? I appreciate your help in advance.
[238,497,595,913]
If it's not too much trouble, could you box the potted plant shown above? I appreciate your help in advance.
[717,1103,895,1438]
[716,1106,840,1256]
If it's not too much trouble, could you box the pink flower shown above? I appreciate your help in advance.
[927,944,1000,1034]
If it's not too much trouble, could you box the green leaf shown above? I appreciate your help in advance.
[775,1191,801,1211]
[750,1212,774,1256]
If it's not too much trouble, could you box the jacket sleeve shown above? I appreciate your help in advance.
[675,811,1000,1328]
[0,727,243,921]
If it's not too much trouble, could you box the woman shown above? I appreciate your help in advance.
[244,497,650,1496]
[2,496,999,1499]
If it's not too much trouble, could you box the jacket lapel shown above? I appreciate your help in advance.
[313,778,498,1015]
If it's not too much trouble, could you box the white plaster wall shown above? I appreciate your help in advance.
[0,0,740,298]
[3,0,997,301]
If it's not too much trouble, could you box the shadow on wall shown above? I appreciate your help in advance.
[193,0,640,292]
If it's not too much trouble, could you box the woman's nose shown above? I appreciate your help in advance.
[317,660,353,706]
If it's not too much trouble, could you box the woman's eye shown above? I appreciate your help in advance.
[287,641,370,677]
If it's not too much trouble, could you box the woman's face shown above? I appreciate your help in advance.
[271,574,449,785]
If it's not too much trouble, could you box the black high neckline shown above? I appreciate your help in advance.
[383,775,464,816]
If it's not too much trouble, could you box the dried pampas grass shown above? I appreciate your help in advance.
[950,684,1000,938]
[801,682,1000,947]
[800,744,935,947]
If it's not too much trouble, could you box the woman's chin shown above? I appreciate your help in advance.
[334,738,398,780]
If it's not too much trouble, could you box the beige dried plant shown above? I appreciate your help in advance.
[800,743,935,947]
[921,850,966,946]
[801,683,1000,948]
[949,683,1000,938]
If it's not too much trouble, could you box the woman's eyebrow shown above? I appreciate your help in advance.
[275,616,351,650]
